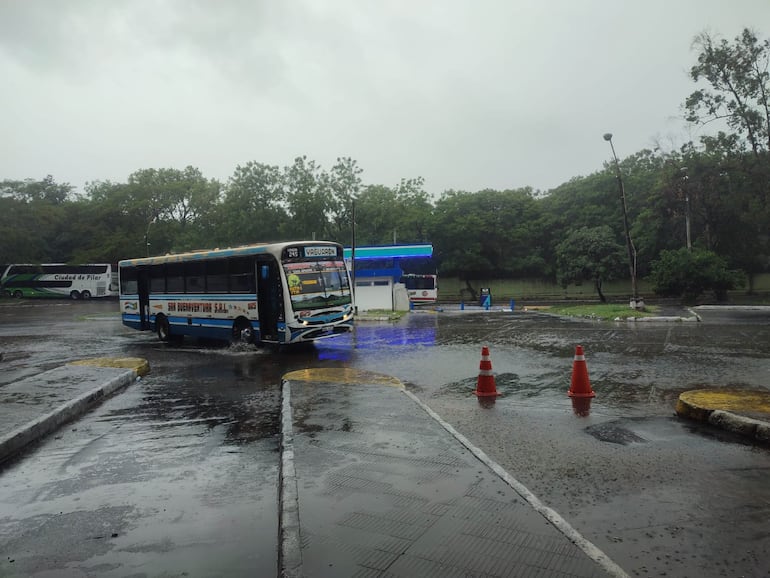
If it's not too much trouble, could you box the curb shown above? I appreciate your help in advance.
[278,368,402,577]
[69,357,150,376]
[278,379,302,578]
[676,389,770,446]
[0,358,149,464]
[625,314,700,323]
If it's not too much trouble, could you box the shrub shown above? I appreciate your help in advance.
[649,248,746,303]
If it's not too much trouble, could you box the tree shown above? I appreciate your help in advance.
[0,177,74,262]
[283,156,334,240]
[326,157,363,244]
[354,184,400,245]
[393,177,432,243]
[683,29,770,288]
[429,188,546,283]
[217,162,286,246]
[555,226,626,302]
[649,247,746,303]
[0,175,72,204]
[686,28,770,157]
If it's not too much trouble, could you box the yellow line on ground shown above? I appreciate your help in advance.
[69,357,150,377]
[283,368,404,388]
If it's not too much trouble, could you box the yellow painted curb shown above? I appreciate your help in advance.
[69,357,150,377]
[676,389,770,421]
[283,368,403,388]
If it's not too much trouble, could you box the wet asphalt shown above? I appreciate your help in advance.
[0,300,769,577]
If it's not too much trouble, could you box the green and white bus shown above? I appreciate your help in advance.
[1,263,116,299]
[118,241,354,345]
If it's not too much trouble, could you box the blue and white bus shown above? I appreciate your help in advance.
[119,241,354,345]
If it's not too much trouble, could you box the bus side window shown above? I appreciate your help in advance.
[166,263,184,293]
[185,262,205,294]
[206,260,228,293]
[149,264,165,293]
[230,257,256,293]
[120,267,138,295]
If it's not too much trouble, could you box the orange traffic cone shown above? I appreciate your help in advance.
[568,345,595,398]
[475,346,500,397]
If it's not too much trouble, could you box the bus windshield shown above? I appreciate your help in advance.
[283,260,352,311]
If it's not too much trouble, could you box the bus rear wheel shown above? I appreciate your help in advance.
[232,319,254,345]
[156,315,171,342]
[81,290,91,300]
[12,290,23,299]
[70,290,80,300]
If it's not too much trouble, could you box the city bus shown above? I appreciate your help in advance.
[1,263,116,299]
[118,241,354,345]
[399,273,438,305]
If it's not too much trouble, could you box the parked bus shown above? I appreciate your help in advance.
[1,263,115,299]
[118,241,354,345]
[399,273,438,305]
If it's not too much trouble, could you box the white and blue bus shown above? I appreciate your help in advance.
[118,241,354,345]
[1,263,116,299]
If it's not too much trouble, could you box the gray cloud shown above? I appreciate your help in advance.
[1,0,768,196]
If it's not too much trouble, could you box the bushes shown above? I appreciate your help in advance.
[649,248,746,303]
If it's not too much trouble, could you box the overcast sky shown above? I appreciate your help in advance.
[1,1,768,196]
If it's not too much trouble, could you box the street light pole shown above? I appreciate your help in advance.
[603,133,640,309]
[144,217,156,257]
[350,199,357,313]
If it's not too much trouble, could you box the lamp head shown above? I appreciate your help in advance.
[603,133,613,142]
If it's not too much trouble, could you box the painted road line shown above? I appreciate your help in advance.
[403,389,631,578]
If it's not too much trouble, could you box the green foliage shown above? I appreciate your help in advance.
[327,157,363,244]
[217,161,286,246]
[0,175,72,204]
[649,248,746,303]
[428,188,546,280]
[0,177,74,263]
[686,28,770,156]
[283,156,334,240]
[555,226,626,302]
[547,303,658,320]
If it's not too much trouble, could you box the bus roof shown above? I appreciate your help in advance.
[118,241,340,268]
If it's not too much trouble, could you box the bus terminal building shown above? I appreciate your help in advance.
[344,244,435,311]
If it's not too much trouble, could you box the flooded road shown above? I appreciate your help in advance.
[1,300,769,576]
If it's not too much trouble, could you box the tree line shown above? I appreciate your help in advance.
[2,29,768,302]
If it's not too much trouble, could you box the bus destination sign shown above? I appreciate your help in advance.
[304,246,338,258]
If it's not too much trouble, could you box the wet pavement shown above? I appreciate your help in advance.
[0,362,141,464]
[282,370,623,577]
[1,300,770,577]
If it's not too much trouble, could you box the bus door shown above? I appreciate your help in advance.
[257,259,283,341]
[137,267,151,330]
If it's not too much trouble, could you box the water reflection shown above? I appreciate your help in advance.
[477,396,497,409]
[349,315,437,349]
[571,397,592,417]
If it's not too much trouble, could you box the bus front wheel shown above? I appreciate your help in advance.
[232,319,254,345]
[156,315,171,342]
[12,290,23,299]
